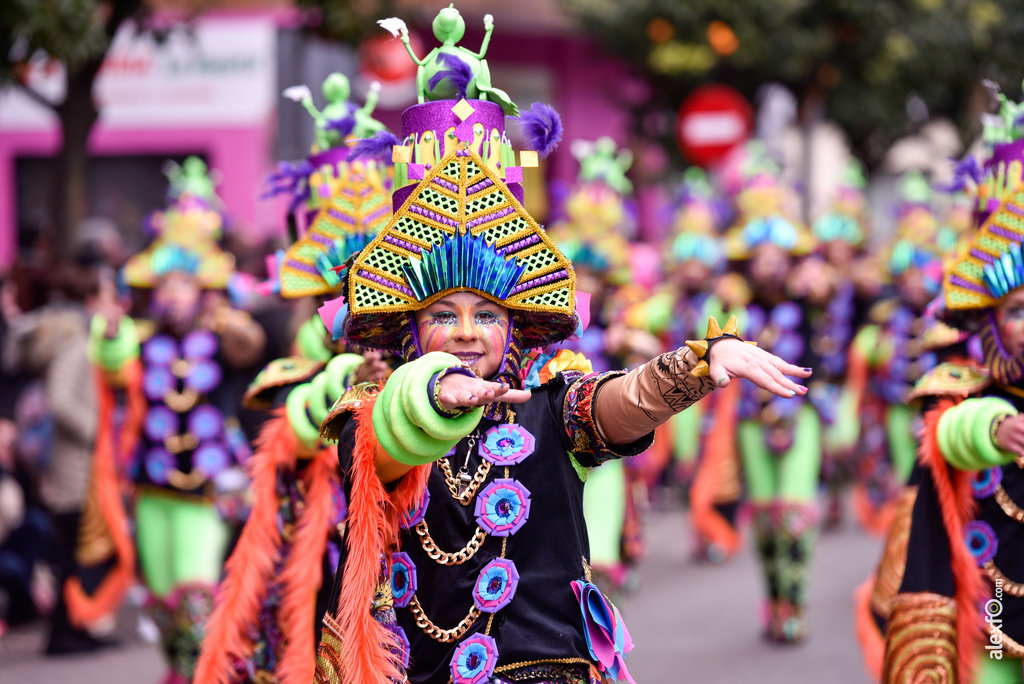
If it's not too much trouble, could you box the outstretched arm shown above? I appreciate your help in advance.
[401,32,428,66]
[595,338,810,445]
[468,14,494,59]
[360,81,381,117]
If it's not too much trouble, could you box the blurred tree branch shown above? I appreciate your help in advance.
[2,0,145,257]
[559,0,1024,168]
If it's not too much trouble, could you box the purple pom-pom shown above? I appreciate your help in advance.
[512,102,563,159]
[427,52,472,100]
[347,130,402,162]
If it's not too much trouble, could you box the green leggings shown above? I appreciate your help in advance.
[739,405,822,503]
[135,490,230,597]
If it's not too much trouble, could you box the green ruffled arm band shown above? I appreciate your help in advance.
[372,351,483,466]
[88,315,139,372]
[286,383,321,448]
[295,315,333,362]
[937,397,1018,470]
[286,353,365,447]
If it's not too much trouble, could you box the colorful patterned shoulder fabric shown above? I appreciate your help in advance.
[242,357,327,410]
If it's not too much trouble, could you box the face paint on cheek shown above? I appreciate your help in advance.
[997,307,1024,356]
[419,321,458,353]
[478,320,508,352]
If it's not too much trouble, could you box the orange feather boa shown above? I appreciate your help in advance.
[916,399,986,683]
[65,360,145,629]
[335,396,431,684]
[195,409,342,684]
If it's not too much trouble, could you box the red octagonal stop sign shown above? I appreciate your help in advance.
[676,84,754,168]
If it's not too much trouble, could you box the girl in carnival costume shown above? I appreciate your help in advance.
[846,172,944,536]
[544,136,652,597]
[312,8,810,683]
[855,96,1024,684]
[196,79,396,684]
[71,158,266,683]
[719,146,822,643]
[807,159,871,529]
[624,168,741,563]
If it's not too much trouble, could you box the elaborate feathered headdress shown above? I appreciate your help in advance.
[323,99,576,352]
[122,157,234,289]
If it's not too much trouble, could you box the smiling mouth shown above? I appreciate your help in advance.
[453,352,483,363]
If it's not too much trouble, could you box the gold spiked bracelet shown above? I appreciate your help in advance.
[685,315,755,379]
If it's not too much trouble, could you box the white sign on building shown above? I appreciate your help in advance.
[0,16,277,131]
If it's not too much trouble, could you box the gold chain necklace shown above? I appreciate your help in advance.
[438,432,490,505]
[415,520,487,565]
[984,561,1024,597]
[408,595,480,642]
[995,484,1024,523]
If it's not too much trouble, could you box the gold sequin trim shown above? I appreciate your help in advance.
[871,487,917,618]
[314,612,345,684]
[882,592,958,684]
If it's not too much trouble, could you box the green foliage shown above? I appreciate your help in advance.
[296,0,399,44]
[560,0,1024,165]
[1,0,108,83]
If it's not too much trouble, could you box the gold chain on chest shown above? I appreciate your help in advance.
[415,520,487,565]
[438,457,491,505]
[995,484,1024,524]
[408,596,480,642]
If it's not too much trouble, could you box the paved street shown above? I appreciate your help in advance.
[0,504,882,683]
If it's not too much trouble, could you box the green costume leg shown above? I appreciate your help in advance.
[136,490,228,680]
[887,404,918,484]
[750,503,778,619]
[778,405,823,503]
[740,420,780,634]
[170,498,230,588]
[136,491,175,597]
[584,460,626,598]
[976,652,1024,684]
[739,420,777,503]
[671,403,703,466]
[773,406,822,643]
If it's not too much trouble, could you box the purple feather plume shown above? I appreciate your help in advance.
[512,102,563,159]
[347,130,402,162]
[427,52,472,99]
[941,155,983,193]
[325,114,356,139]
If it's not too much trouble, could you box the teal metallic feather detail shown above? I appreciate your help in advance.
[151,244,201,278]
[984,242,1024,299]
[403,231,525,302]
[315,233,376,287]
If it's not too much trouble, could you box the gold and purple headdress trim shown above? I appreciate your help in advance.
[279,160,391,298]
[945,183,1024,311]
[343,144,576,351]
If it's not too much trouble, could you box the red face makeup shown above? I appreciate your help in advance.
[995,289,1024,358]
[414,292,510,379]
